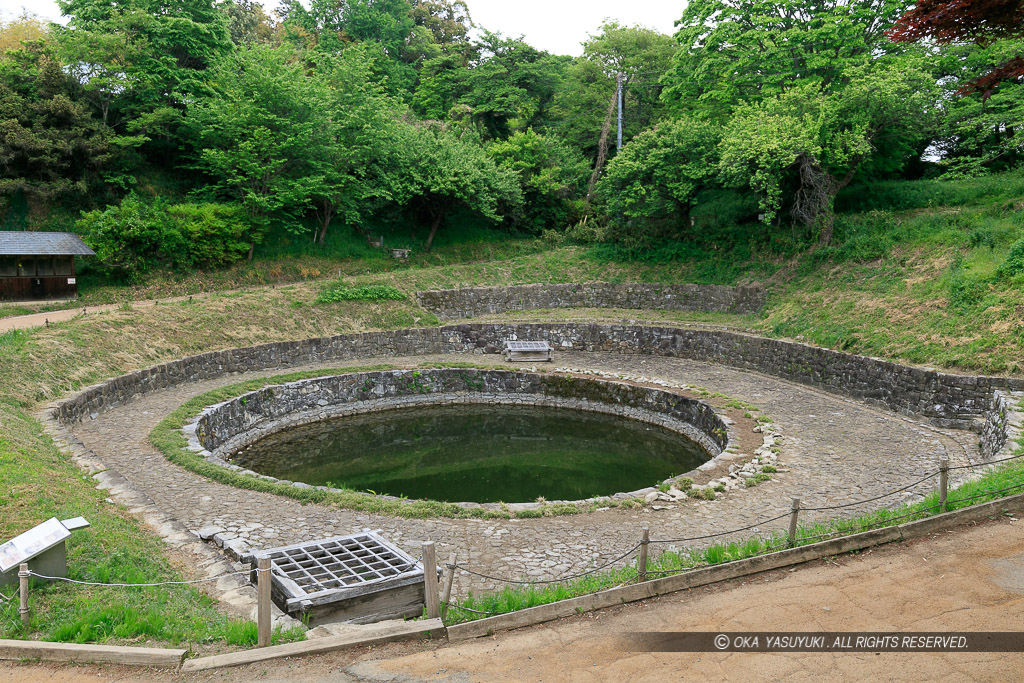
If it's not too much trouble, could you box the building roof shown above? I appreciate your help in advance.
[0,232,95,256]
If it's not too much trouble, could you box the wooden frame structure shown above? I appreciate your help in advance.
[244,531,432,625]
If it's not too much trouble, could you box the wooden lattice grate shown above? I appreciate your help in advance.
[260,531,419,596]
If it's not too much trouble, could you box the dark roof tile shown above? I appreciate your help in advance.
[0,232,96,256]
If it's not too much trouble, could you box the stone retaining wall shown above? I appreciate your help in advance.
[52,323,1024,459]
[980,390,1024,460]
[416,282,767,320]
[187,369,729,487]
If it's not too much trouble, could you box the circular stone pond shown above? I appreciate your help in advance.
[186,368,731,507]
[231,403,710,503]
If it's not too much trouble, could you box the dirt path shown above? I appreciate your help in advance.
[2,516,1021,682]
[0,291,227,332]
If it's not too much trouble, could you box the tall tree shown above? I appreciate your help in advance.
[596,117,721,242]
[222,0,278,45]
[383,122,521,250]
[662,0,914,120]
[412,32,563,138]
[488,129,589,233]
[0,40,121,208]
[0,13,48,53]
[718,60,940,243]
[184,46,326,257]
[456,31,569,139]
[410,0,472,47]
[307,46,401,243]
[54,0,232,131]
[935,40,1024,174]
[278,0,417,96]
[549,21,675,159]
[404,0,474,63]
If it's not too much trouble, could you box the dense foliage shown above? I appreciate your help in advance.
[0,0,1022,272]
[79,194,251,279]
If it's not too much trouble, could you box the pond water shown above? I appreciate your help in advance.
[231,404,709,503]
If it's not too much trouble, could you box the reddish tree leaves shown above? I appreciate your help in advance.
[890,0,1024,95]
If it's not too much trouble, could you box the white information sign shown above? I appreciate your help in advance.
[0,518,71,573]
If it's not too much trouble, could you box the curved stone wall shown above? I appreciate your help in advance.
[186,369,730,492]
[51,322,1023,460]
[416,282,767,320]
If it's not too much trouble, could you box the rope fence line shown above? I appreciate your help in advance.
[452,542,643,586]
[947,451,1024,470]
[10,448,1022,632]
[445,450,1024,615]
[24,569,260,588]
[946,481,1024,504]
[795,502,946,544]
[650,511,791,545]
[800,471,940,512]
[444,603,504,616]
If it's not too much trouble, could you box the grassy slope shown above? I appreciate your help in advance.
[2,171,1023,645]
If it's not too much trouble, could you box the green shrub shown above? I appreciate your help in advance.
[948,263,987,311]
[967,227,997,250]
[77,194,252,281]
[488,130,589,234]
[687,487,716,501]
[316,283,406,304]
[165,203,252,266]
[997,237,1024,279]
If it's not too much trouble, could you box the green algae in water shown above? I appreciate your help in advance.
[232,404,709,503]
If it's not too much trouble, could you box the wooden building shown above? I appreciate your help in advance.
[0,232,95,302]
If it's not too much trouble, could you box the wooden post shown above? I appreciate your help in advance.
[440,552,457,620]
[423,542,440,619]
[638,527,650,582]
[19,563,29,630]
[939,456,949,512]
[788,498,801,547]
[257,557,271,648]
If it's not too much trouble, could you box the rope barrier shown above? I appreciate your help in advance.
[947,451,1024,471]
[402,456,1024,619]
[650,511,791,544]
[801,471,940,512]
[445,603,504,616]
[945,481,1024,505]
[454,543,642,586]
[26,568,261,587]
[16,438,1022,608]
[446,455,1024,589]
[794,502,946,543]
[851,504,942,530]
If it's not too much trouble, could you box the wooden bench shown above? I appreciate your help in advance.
[503,340,553,362]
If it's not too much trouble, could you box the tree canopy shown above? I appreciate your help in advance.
[383,122,521,250]
[1,0,1023,269]
[662,0,914,119]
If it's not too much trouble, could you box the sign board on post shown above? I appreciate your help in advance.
[0,518,70,573]
[0,517,90,586]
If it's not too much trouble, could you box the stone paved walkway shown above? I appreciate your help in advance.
[69,352,979,596]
